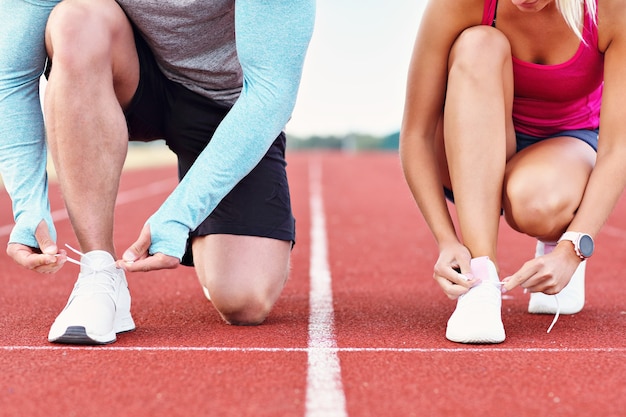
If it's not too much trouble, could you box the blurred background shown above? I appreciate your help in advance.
[287,0,427,151]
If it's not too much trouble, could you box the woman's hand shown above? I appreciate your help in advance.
[433,241,479,299]
[502,244,580,294]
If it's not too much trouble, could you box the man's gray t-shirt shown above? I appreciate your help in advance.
[116,0,242,104]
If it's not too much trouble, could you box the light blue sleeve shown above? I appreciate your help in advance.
[146,0,315,260]
[0,0,60,248]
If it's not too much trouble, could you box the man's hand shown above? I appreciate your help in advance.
[117,223,179,272]
[6,220,66,273]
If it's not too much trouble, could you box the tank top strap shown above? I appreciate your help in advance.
[481,0,498,27]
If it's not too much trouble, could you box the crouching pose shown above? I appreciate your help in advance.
[400,0,626,343]
[41,0,315,344]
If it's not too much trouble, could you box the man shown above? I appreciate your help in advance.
[42,0,315,344]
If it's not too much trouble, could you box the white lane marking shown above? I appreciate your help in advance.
[305,159,349,417]
[2,346,625,353]
[0,178,175,238]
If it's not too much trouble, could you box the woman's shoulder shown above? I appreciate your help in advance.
[422,0,485,27]
[598,0,626,51]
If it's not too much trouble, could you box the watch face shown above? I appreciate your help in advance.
[579,234,594,257]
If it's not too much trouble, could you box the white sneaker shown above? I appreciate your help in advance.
[48,250,135,344]
[446,256,505,344]
[528,241,585,315]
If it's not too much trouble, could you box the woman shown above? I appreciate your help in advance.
[1,0,65,272]
[399,0,626,343]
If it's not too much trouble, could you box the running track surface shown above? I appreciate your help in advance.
[0,151,625,417]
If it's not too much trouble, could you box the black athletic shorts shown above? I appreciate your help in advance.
[124,28,296,266]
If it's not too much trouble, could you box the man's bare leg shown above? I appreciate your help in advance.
[44,0,139,345]
[45,0,139,255]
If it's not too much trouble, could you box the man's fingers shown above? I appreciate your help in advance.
[34,220,58,255]
[121,253,179,272]
[7,243,65,272]
[122,224,152,263]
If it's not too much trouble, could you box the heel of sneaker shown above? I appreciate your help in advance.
[114,312,136,334]
[114,279,136,334]
[528,260,585,315]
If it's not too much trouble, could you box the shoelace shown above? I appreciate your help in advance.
[61,244,117,269]
[546,296,560,334]
[59,244,119,296]
[498,282,560,334]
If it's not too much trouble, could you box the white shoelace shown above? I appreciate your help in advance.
[63,244,91,268]
[56,244,119,296]
[60,244,116,269]
[499,282,560,334]
[546,295,560,334]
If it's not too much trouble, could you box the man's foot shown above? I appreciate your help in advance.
[48,250,135,344]
[446,256,505,344]
[528,241,585,315]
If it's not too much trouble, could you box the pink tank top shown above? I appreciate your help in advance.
[482,0,603,136]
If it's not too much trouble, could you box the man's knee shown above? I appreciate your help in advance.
[212,289,276,326]
[46,0,126,68]
[222,301,273,326]
[202,270,289,326]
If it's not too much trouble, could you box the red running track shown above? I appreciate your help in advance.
[0,151,625,417]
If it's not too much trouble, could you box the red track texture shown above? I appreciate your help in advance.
[0,151,625,417]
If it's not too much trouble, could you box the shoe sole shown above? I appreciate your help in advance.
[49,310,136,345]
[49,326,116,345]
[49,322,136,345]
[446,333,506,344]
[446,326,506,344]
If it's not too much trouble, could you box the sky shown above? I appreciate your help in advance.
[286,0,427,138]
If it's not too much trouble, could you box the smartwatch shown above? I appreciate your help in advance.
[558,231,594,260]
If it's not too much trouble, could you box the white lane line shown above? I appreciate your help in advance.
[2,346,625,353]
[305,159,349,417]
[0,178,175,238]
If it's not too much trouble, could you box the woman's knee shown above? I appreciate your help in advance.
[504,178,576,239]
[449,26,512,76]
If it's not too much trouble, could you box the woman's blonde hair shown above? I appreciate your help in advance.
[556,0,597,40]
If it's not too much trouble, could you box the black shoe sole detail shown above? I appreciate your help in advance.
[49,326,115,345]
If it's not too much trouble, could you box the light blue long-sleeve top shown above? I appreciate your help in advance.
[0,0,61,248]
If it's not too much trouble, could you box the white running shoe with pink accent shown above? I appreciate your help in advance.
[446,256,505,344]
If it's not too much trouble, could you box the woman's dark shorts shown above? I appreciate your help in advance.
[443,128,599,202]
[124,29,295,266]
